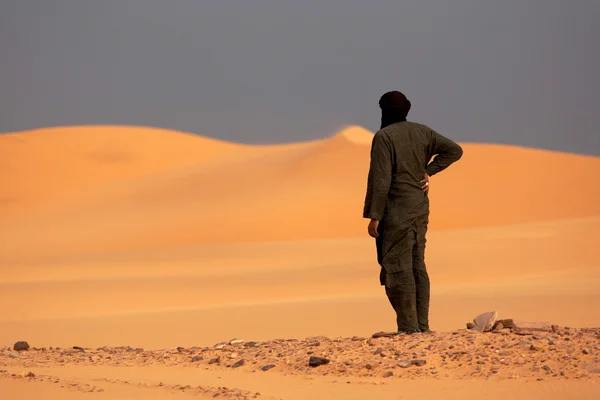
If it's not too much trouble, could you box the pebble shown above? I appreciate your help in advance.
[232,359,246,368]
[309,356,330,367]
[191,356,203,362]
[261,364,276,371]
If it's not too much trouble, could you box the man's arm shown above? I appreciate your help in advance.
[426,128,463,176]
[363,132,393,221]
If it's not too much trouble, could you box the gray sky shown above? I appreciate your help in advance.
[1,0,599,155]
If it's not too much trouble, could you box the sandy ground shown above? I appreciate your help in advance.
[1,125,600,399]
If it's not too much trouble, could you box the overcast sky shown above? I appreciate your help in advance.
[1,0,599,155]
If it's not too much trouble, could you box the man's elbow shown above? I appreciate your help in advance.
[453,144,464,161]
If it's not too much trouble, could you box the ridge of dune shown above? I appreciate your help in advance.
[330,125,375,145]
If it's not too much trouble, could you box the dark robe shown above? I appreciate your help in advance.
[363,121,463,332]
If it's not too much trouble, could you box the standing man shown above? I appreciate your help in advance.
[363,91,463,334]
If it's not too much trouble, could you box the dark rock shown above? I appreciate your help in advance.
[412,360,427,367]
[582,349,590,355]
[244,342,258,348]
[371,331,397,339]
[191,356,203,362]
[73,346,85,352]
[232,359,246,368]
[309,356,330,367]
[13,341,29,351]
[208,357,220,365]
[466,322,475,330]
[383,371,394,378]
[261,364,276,371]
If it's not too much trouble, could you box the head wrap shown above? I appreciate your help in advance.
[379,91,411,129]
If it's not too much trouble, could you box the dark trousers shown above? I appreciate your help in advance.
[376,216,430,332]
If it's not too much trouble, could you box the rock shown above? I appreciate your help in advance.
[261,364,276,371]
[232,359,246,368]
[512,321,552,332]
[309,356,330,367]
[497,319,515,329]
[383,371,394,378]
[229,339,245,345]
[398,360,412,368]
[191,356,203,362]
[208,357,220,365]
[9,352,20,359]
[466,322,476,330]
[13,341,30,351]
[582,349,590,355]
[472,312,498,332]
[25,372,35,378]
[412,360,427,367]
[244,342,258,348]
[589,368,600,374]
[73,346,85,352]
[371,331,397,339]
[492,322,505,332]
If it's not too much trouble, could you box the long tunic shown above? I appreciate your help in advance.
[363,121,463,276]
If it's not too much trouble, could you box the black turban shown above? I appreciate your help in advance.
[379,91,411,129]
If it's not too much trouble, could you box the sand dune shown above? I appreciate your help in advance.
[1,125,599,262]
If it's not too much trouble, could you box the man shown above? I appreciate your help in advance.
[363,91,463,334]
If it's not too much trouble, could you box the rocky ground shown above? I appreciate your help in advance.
[2,326,600,392]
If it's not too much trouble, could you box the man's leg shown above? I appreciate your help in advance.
[384,272,419,333]
[382,226,420,333]
[413,216,431,331]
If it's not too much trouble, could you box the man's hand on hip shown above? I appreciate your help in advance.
[420,173,430,192]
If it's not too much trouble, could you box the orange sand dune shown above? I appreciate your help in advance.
[1,125,599,261]
[0,125,284,218]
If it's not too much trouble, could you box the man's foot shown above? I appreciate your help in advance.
[397,328,421,335]
[419,328,435,334]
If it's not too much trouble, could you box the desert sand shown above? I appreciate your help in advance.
[1,125,599,399]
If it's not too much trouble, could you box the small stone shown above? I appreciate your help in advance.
[244,342,258,348]
[309,356,330,367]
[412,360,427,367]
[582,349,590,355]
[589,368,600,374]
[530,344,540,351]
[229,339,245,345]
[261,364,276,371]
[232,359,245,368]
[13,341,30,351]
[208,357,220,365]
[431,369,438,375]
[383,371,393,378]
[73,346,85,352]
[229,353,238,359]
[466,322,475,330]
[9,352,20,359]
[398,360,412,368]
[493,322,505,331]
[191,356,203,362]
[25,372,35,378]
